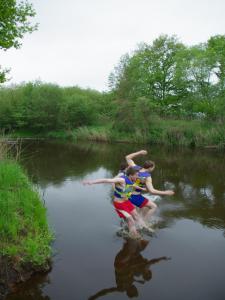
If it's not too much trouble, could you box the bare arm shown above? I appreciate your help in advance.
[125,150,147,167]
[88,287,119,300]
[83,177,124,185]
[145,177,174,196]
[146,256,171,266]
[133,185,147,192]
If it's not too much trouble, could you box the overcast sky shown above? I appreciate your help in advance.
[1,0,225,91]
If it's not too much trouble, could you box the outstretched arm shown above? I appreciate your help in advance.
[145,177,174,196]
[83,177,124,185]
[125,150,147,167]
[88,287,119,300]
[147,256,171,266]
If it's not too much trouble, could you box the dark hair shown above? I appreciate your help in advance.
[126,166,138,177]
[126,284,138,297]
[119,161,128,171]
[143,160,155,169]
[143,269,152,281]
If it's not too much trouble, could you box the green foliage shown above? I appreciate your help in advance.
[109,34,225,117]
[0,159,53,265]
[0,0,37,50]
[23,82,63,131]
[186,45,214,99]
[0,0,37,82]
[207,35,225,92]
[110,35,188,102]
[0,82,105,132]
[73,126,112,142]
[0,34,225,148]
[71,118,225,148]
[61,88,99,128]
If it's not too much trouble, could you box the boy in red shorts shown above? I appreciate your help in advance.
[83,167,149,239]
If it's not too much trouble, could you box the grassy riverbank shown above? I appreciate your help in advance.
[10,116,225,149]
[0,147,52,266]
[70,119,225,148]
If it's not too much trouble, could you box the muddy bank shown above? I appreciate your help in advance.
[0,256,51,299]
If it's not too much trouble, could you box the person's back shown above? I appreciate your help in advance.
[114,174,133,201]
[125,150,174,222]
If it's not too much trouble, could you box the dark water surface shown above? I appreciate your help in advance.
[7,140,225,300]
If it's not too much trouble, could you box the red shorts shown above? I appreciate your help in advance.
[113,200,135,219]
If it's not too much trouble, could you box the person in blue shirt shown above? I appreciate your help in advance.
[125,150,174,221]
[83,167,149,239]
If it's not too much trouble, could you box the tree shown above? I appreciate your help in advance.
[108,53,132,98]
[207,35,225,93]
[109,35,188,102]
[0,0,37,83]
[186,45,214,99]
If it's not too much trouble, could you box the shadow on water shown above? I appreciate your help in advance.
[88,238,170,300]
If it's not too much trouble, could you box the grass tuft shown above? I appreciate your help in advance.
[0,139,53,266]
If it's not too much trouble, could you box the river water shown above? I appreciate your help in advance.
[7,140,225,300]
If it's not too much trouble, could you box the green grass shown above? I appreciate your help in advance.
[45,130,73,139]
[9,129,43,138]
[69,118,225,148]
[0,160,53,266]
[8,115,225,148]
[72,126,112,142]
[154,118,225,147]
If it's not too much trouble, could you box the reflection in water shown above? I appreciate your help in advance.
[8,273,50,300]
[19,140,225,232]
[5,140,225,300]
[20,140,225,232]
[88,239,170,299]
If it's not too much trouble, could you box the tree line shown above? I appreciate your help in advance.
[0,82,109,132]
[0,33,225,147]
[0,0,224,146]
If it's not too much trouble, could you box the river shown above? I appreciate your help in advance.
[7,140,225,300]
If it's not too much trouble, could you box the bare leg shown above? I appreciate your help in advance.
[131,207,155,234]
[141,200,157,222]
[126,215,141,239]
[131,209,149,229]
